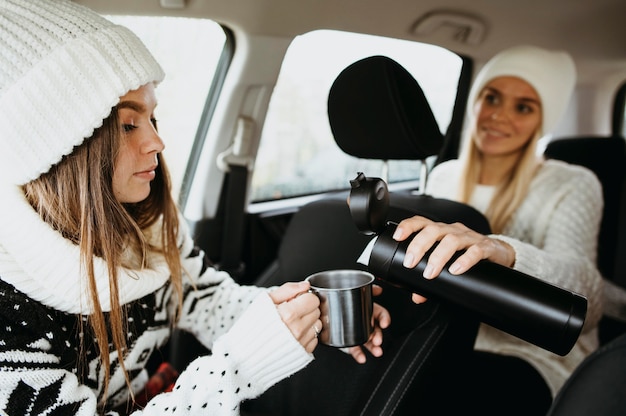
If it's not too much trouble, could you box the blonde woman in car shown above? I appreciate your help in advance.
[394,45,604,415]
[0,1,390,415]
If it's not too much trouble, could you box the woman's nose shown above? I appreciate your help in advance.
[490,106,512,121]
[144,129,165,154]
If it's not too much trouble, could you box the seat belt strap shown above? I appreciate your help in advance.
[215,116,255,278]
[220,163,248,277]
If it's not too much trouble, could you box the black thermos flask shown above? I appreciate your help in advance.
[349,172,587,356]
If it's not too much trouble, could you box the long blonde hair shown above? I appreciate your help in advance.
[456,107,542,234]
[22,107,183,406]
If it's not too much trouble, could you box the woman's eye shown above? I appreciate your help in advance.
[150,118,158,130]
[516,104,533,114]
[484,93,498,105]
[123,124,137,132]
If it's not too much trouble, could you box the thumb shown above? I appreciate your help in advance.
[269,281,311,305]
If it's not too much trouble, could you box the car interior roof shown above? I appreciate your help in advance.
[80,0,626,76]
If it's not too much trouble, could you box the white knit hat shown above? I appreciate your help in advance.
[467,45,576,137]
[0,0,165,185]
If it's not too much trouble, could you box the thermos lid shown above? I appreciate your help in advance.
[349,172,389,235]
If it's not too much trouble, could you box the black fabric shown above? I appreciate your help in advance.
[419,350,553,416]
[547,332,626,416]
[242,302,478,416]
[276,194,370,281]
[217,164,248,278]
[244,194,490,416]
[387,191,490,229]
[327,55,443,160]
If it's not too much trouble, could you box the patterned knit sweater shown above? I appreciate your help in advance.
[0,184,313,415]
[425,158,604,396]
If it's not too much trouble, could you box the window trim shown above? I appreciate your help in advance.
[434,54,473,166]
[178,26,236,210]
[612,81,626,136]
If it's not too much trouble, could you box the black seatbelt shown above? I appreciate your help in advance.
[219,163,248,277]
[216,116,255,279]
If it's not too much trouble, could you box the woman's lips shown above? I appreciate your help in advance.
[482,125,508,138]
[134,166,157,180]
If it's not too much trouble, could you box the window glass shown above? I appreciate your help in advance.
[106,16,226,198]
[251,30,463,202]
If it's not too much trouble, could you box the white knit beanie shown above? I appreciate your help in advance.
[0,0,165,185]
[467,45,576,137]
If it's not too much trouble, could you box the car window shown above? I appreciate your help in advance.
[106,15,226,199]
[250,29,463,203]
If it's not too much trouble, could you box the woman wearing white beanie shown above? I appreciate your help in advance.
[0,0,390,415]
[394,45,603,414]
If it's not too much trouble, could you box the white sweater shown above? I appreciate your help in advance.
[425,158,604,396]
[0,184,313,415]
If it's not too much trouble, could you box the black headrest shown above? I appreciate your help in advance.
[327,55,443,160]
[544,135,626,280]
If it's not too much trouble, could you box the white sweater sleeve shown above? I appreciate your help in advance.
[172,219,270,349]
[133,292,313,415]
[427,160,604,331]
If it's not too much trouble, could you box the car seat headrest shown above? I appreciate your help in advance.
[327,55,443,160]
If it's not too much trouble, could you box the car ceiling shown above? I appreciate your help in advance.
[80,0,625,65]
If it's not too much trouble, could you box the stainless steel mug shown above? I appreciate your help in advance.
[306,269,374,347]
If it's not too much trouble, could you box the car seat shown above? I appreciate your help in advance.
[546,331,626,416]
[243,55,491,416]
[544,135,626,344]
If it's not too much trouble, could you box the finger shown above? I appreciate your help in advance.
[307,318,323,351]
[412,293,428,304]
[372,303,391,329]
[348,346,367,364]
[311,318,322,338]
[403,222,445,268]
[360,327,384,358]
[416,222,480,278]
[287,290,320,312]
[362,342,383,359]
[439,231,495,276]
[447,244,486,275]
[372,284,383,297]
[392,216,430,241]
[422,233,465,279]
[353,304,389,362]
[303,331,319,354]
[275,293,320,328]
[269,281,310,304]
[276,301,321,349]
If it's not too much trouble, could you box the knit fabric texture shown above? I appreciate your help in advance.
[467,45,576,137]
[0,0,164,185]
[0,198,314,414]
[426,158,604,395]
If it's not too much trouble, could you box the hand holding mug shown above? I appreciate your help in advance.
[347,284,390,364]
[270,281,322,354]
[306,270,391,363]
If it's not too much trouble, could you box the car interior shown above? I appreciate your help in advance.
[74,0,626,413]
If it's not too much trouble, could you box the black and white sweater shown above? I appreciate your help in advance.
[0,184,313,415]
